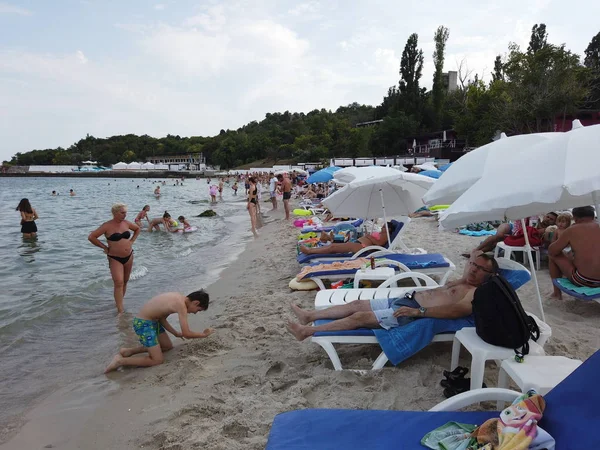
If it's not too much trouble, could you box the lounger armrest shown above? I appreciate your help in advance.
[429,388,522,412]
[374,259,410,273]
[351,245,387,258]
[379,272,439,288]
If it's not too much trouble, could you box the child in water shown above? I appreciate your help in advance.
[177,216,191,230]
[104,290,214,373]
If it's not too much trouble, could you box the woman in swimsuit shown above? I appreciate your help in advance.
[135,205,151,227]
[16,198,39,238]
[161,211,179,232]
[299,222,395,255]
[88,203,140,313]
[247,176,259,238]
[209,185,218,203]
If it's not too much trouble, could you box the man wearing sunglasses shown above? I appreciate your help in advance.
[287,251,499,341]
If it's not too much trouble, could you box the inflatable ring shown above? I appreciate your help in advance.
[289,278,318,291]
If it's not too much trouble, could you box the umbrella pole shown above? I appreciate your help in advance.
[521,219,546,322]
[593,191,600,220]
[379,189,390,243]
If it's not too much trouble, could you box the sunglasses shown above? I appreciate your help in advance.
[469,261,494,274]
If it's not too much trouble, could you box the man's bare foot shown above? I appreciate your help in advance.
[286,321,311,341]
[290,303,311,325]
[104,355,123,373]
[253,231,259,238]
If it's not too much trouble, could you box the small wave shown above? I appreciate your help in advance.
[188,200,209,204]
[130,266,149,280]
[179,248,192,257]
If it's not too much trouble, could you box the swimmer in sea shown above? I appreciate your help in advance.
[17,198,39,238]
[177,216,191,229]
[135,205,151,227]
[70,189,76,196]
[154,186,161,197]
[209,185,218,203]
[88,203,141,313]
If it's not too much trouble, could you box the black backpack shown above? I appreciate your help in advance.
[472,275,540,360]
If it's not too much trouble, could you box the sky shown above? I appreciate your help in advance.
[1,0,599,162]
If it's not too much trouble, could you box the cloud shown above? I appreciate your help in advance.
[153,4,165,11]
[0,2,32,15]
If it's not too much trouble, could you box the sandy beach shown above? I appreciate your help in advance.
[3,212,599,450]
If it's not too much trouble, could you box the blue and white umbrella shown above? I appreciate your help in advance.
[307,166,341,184]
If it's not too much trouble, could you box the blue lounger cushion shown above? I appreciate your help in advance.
[266,351,600,449]
[302,219,365,233]
[301,253,450,280]
[297,220,404,264]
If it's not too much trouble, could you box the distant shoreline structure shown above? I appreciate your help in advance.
[0,170,211,179]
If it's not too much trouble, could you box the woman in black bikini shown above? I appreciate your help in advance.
[88,203,140,313]
[247,176,259,238]
[16,198,39,238]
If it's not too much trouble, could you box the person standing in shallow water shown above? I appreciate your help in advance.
[88,203,141,313]
[16,198,39,238]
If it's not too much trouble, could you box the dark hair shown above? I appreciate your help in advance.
[187,290,209,309]
[276,174,283,181]
[163,211,171,218]
[572,206,595,219]
[547,212,558,218]
[178,215,185,221]
[478,253,499,276]
[143,205,150,210]
[16,198,32,213]
[248,177,257,183]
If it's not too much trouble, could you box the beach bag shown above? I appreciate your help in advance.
[504,226,542,247]
[472,275,540,360]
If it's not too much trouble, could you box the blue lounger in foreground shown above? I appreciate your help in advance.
[265,350,600,450]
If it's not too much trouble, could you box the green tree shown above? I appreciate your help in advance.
[432,26,450,128]
[527,24,548,54]
[584,31,600,108]
[399,33,424,117]
[492,55,504,82]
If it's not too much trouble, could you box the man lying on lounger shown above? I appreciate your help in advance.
[548,206,600,299]
[299,221,395,255]
[287,251,498,341]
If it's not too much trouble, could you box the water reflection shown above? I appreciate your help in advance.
[18,237,41,263]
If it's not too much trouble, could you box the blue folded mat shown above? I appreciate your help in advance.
[459,229,497,236]
[553,278,600,299]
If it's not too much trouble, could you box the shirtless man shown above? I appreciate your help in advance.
[280,174,292,220]
[548,206,600,299]
[299,222,394,255]
[287,251,498,341]
[104,290,215,373]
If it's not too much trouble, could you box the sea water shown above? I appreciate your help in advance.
[0,177,252,430]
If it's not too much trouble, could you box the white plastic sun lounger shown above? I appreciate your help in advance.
[301,254,456,290]
[297,217,425,266]
[308,258,536,371]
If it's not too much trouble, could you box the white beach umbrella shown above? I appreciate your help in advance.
[112,162,127,170]
[127,161,142,170]
[324,167,435,238]
[439,124,600,321]
[423,132,560,206]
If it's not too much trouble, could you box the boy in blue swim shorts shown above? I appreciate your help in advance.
[105,290,214,373]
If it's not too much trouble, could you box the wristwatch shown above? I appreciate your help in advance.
[418,306,427,316]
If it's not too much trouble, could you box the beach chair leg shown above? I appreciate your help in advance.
[372,352,389,370]
[450,336,462,371]
[497,366,510,410]
[469,356,485,391]
[313,339,343,370]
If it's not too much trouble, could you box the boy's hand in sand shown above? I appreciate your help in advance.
[393,307,419,318]
[202,328,215,337]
